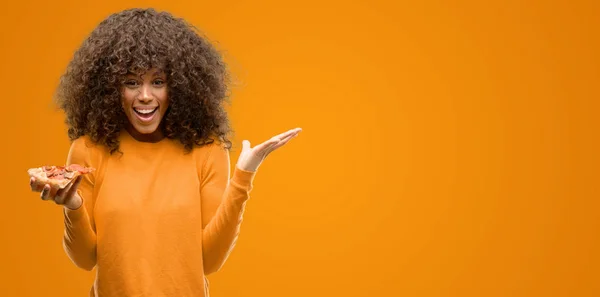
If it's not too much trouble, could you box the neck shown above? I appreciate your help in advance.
[125,124,165,143]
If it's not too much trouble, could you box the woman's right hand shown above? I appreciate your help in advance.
[29,176,84,210]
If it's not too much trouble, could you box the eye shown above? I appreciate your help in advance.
[124,80,139,87]
[153,79,165,86]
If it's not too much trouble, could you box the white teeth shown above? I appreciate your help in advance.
[134,108,157,114]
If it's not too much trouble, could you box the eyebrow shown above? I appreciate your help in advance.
[150,69,165,76]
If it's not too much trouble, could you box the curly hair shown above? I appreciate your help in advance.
[54,8,233,154]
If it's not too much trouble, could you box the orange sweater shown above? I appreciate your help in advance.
[62,130,255,297]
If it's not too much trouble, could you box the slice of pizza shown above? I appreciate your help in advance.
[28,164,95,189]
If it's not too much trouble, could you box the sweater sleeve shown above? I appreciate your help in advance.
[62,137,98,271]
[199,142,256,275]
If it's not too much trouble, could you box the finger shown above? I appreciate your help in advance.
[252,137,281,154]
[40,185,51,200]
[55,184,69,205]
[262,139,281,154]
[262,128,301,152]
[242,140,251,151]
[62,176,77,190]
[267,131,300,152]
[278,129,300,143]
[276,127,301,138]
[272,127,301,141]
[260,138,281,155]
[66,176,83,197]
[248,128,301,155]
[64,176,83,203]
[30,177,37,191]
[47,184,61,198]
[30,178,44,192]
[57,176,82,205]
[266,136,296,154]
[54,192,65,205]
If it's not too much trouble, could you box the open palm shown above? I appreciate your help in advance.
[236,127,302,172]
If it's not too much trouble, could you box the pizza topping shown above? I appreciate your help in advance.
[45,166,64,178]
[67,164,94,174]
[37,164,94,180]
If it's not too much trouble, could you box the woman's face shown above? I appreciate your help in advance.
[121,68,169,141]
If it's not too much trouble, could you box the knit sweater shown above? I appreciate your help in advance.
[62,130,255,296]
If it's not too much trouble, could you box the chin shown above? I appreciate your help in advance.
[134,126,161,135]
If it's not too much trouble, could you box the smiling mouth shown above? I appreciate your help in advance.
[133,107,158,120]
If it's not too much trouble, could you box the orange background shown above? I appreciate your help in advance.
[1,0,599,296]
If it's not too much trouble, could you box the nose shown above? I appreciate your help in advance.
[138,84,153,102]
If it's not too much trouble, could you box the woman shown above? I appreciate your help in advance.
[28,8,301,297]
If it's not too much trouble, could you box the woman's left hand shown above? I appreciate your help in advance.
[236,127,302,172]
